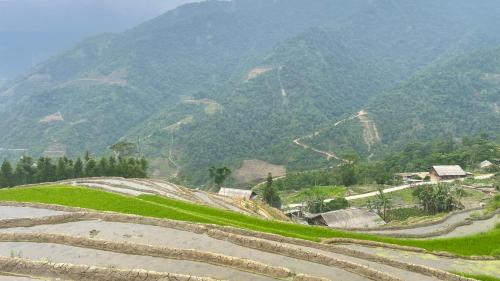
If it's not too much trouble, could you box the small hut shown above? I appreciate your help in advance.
[306,208,385,229]
[429,165,467,182]
[218,188,257,200]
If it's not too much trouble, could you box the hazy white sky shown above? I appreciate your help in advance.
[0,0,200,78]
[0,0,199,32]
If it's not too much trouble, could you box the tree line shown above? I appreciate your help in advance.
[273,134,499,192]
[0,154,148,188]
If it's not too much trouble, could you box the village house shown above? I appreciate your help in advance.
[305,208,385,229]
[429,165,467,182]
[479,160,494,170]
[218,188,257,200]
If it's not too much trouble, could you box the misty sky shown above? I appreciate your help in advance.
[0,0,199,32]
[0,0,199,79]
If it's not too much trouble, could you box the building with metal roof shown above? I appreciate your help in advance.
[305,208,385,229]
[218,188,257,200]
[430,165,467,182]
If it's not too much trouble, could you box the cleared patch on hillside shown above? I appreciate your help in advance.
[38,111,64,124]
[357,110,380,151]
[245,66,273,81]
[182,98,223,115]
[60,68,128,88]
[483,73,500,83]
[164,116,194,132]
[27,73,51,83]
[233,159,286,183]
[42,142,66,158]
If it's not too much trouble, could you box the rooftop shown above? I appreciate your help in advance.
[308,208,385,229]
[432,165,466,176]
[218,188,257,200]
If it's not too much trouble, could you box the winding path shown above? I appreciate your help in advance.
[292,111,365,161]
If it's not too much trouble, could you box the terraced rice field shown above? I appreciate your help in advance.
[361,209,500,238]
[0,179,498,281]
[63,178,284,220]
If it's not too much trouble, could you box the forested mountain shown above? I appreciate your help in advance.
[1,0,500,185]
[369,47,500,150]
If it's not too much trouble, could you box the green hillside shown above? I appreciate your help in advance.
[369,47,500,150]
[2,0,500,185]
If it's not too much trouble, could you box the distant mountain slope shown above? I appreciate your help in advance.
[2,0,500,185]
[369,47,500,149]
[0,0,370,161]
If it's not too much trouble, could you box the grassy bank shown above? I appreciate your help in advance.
[0,185,499,257]
[454,273,500,281]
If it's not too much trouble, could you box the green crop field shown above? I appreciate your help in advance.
[282,186,347,204]
[0,185,499,258]
[454,273,500,281]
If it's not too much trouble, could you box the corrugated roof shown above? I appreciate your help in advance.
[218,188,256,200]
[479,160,493,168]
[312,208,385,228]
[432,165,466,176]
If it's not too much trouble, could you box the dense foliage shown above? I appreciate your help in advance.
[412,184,461,215]
[0,155,148,188]
[262,173,282,208]
[274,135,499,192]
[2,0,500,185]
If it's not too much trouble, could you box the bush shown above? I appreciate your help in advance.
[386,207,428,222]
[326,198,349,211]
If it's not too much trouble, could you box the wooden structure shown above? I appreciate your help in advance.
[429,165,467,182]
[218,188,257,200]
[305,208,385,229]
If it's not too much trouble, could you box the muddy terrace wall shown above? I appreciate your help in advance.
[0,202,482,281]
[366,211,499,239]
[343,208,484,232]
[0,256,217,281]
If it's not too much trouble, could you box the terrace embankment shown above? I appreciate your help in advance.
[357,209,499,238]
[0,203,486,281]
[61,177,285,220]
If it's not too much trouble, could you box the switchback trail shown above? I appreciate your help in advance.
[292,111,366,161]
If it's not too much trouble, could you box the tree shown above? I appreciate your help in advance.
[413,184,458,215]
[339,163,357,187]
[56,157,72,180]
[455,187,466,208]
[262,173,282,208]
[0,160,15,187]
[84,158,97,177]
[14,156,35,185]
[110,141,138,158]
[34,157,56,183]
[108,156,117,176]
[97,157,109,176]
[369,187,392,221]
[73,158,83,178]
[326,198,348,211]
[208,166,231,191]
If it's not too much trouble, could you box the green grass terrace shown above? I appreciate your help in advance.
[0,185,499,258]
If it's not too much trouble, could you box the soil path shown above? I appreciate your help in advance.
[337,244,500,278]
